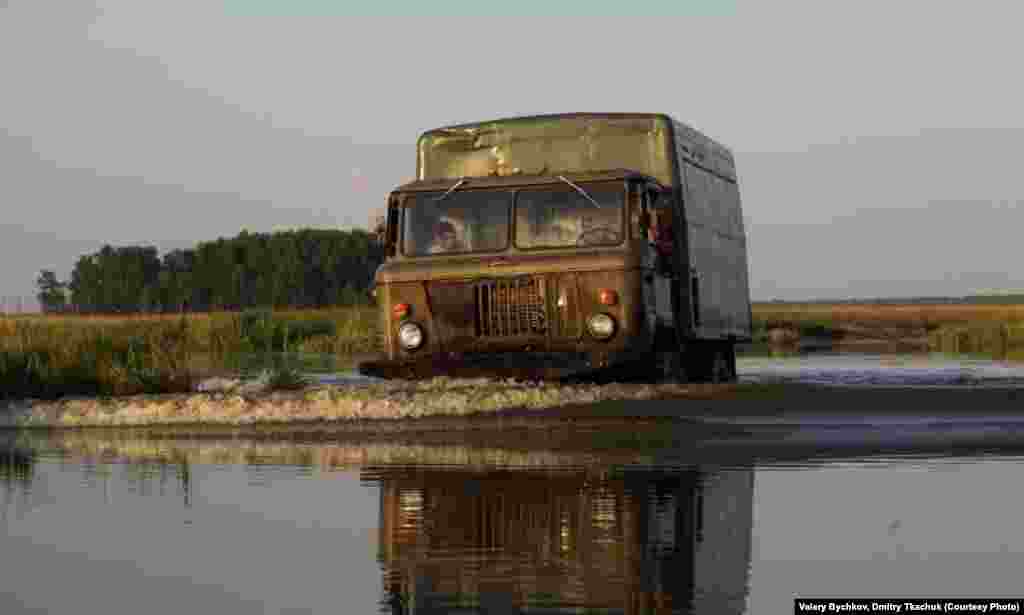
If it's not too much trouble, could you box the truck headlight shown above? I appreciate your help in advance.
[586,313,616,340]
[398,322,424,350]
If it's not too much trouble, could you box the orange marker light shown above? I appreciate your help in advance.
[598,289,618,306]
[392,303,411,319]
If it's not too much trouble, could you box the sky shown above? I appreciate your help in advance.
[2,0,1023,308]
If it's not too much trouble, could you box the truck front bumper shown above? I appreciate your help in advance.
[356,350,645,381]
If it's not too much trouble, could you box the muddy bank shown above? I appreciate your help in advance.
[3,373,1024,434]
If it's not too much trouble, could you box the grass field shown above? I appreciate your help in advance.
[753,302,1024,329]
[751,302,1024,357]
[2,303,1023,399]
[0,307,376,399]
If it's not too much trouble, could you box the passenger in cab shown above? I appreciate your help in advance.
[648,212,675,273]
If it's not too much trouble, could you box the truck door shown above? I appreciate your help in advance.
[644,185,674,328]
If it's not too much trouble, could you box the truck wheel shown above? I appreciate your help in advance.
[681,343,707,383]
[709,343,738,383]
[651,325,684,383]
[662,348,686,383]
[710,348,729,383]
[726,343,738,382]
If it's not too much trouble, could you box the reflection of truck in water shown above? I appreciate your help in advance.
[371,464,754,614]
[359,113,752,382]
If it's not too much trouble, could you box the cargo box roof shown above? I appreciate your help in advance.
[424,112,669,133]
[392,169,662,195]
[416,113,735,186]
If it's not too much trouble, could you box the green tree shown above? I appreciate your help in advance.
[63,228,383,313]
[36,270,67,313]
[68,254,102,312]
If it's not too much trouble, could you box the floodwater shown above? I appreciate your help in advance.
[5,352,1024,614]
[307,350,1024,388]
[217,345,1024,389]
[738,352,1024,387]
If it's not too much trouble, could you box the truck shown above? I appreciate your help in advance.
[374,464,753,613]
[358,113,752,382]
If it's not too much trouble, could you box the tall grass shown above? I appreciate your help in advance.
[752,302,1024,330]
[1,307,378,399]
[4,302,1024,399]
[0,317,195,398]
[751,302,1024,358]
[927,322,1024,360]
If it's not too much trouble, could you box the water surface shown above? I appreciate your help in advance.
[300,350,1024,388]
[5,426,1024,614]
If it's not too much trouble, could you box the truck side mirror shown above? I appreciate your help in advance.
[370,215,386,245]
[373,197,400,257]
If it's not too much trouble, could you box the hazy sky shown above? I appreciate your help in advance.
[3,0,1023,307]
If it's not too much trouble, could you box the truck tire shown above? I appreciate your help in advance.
[683,341,733,383]
[726,342,738,382]
[706,342,738,383]
[709,347,730,383]
[650,325,685,383]
[680,344,700,383]
[662,347,685,383]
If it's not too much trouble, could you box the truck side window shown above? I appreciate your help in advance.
[651,193,674,254]
[643,189,674,275]
[385,200,399,257]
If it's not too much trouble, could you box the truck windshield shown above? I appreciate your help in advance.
[515,184,624,249]
[402,190,512,256]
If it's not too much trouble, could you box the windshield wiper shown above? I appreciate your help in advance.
[432,177,469,204]
[556,175,602,209]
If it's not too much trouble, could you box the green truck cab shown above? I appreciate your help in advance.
[358,113,752,382]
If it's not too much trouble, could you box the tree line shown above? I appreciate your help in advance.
[36,228,384,314]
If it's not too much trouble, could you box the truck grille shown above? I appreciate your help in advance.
[475,277,547,337]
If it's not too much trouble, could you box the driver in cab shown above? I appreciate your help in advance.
[428,219,467,254]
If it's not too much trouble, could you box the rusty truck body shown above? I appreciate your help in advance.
[358,113,752,382]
